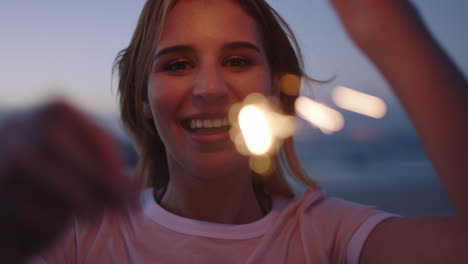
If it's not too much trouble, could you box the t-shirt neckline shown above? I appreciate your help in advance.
[142,188,289,240]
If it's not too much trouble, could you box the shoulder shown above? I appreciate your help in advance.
[284,188,388,220]
[274,188,396,237]
[277,188,397,263]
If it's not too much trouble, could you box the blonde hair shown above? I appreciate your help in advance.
[114,0,319,198]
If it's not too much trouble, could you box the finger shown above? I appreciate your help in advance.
[45,125,137,206]
[39,102,135,198]
[42,101,128,172]
[10,148,107,215]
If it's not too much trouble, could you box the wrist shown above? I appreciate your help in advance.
[331,0,421,47]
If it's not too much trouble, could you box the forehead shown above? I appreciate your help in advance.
[158,0,263,49]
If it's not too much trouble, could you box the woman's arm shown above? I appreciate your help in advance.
[329,0,468,263]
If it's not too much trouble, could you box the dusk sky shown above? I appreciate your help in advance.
[1,0,467,117]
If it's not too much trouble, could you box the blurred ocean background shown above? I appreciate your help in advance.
[1,0,466,217]
[293,112,452,217]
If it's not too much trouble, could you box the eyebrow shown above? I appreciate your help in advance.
[154,45,193,60]
[223,41,261,53]
[153,41,262,61]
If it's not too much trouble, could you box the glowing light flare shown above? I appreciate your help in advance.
[242,93,295,139]
[230,93,295,157]
[229,128,250,156]
[280,73,301,96]
[267,112,295,139]
[249,155,273,175]
[332,86,387,119]
[238,105,273,155]
[295,96,344,134]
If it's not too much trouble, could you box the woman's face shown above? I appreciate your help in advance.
[147,0,274,176]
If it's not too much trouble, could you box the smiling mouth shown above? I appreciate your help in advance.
[181,117,231,135]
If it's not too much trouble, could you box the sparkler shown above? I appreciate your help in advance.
[230,80,387,175]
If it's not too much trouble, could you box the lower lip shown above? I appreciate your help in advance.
[186,129,231,144]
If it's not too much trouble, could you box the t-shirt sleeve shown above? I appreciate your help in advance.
[301,194,398,264]
[345,211,397,264]
[324,198,398,264]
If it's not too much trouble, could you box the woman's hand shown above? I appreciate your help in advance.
[0,101,137,262]
[328,0,418,48]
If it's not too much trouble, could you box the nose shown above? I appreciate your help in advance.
[192,64,228,106]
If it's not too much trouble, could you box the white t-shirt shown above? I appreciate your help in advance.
[31,188,396,263]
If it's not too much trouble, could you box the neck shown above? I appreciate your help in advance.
[158,160,268,224]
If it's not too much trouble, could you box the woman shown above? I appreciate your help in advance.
[1,0,467,263]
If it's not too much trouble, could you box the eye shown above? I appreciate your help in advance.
[225,57,252,68]
[163,60,192,72]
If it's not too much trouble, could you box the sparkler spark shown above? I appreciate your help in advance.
[249,155,273,175]
[295,96,344,134]
[280,73,301,96]
[231,93,295,157]
[332,86,387,119]
[238,105,273,155]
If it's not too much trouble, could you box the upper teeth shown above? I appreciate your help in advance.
[190,118,229,129]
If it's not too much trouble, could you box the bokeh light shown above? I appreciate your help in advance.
[267,111,295,139]
[332,86,387,119]
[238,105,273,155]
[230,93,295,157]
[295,96,344,134]
[280,73,301,96]
[249,155,273,175]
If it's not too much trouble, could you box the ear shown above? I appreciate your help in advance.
[142,101,153,119]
